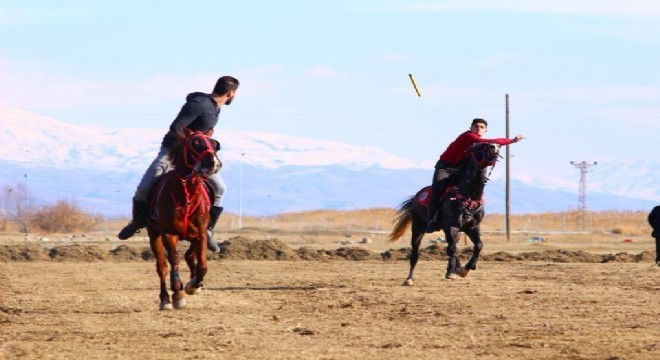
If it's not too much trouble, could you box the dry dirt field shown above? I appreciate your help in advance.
[1,209,658,359]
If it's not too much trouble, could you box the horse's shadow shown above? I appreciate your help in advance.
[206,284,348,292]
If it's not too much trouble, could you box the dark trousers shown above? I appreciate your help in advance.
[649,206,659,262]
[431,161,459,198]
[654,231,660,262]
[428,161,459,221]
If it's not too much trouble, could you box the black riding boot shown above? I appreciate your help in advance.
[425,188,440,233]
[117,199,148,240]
[207,206,223,253]
[426,176,451,233]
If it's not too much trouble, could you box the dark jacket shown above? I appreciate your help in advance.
[649,205,660,237]
[161,92,220,148]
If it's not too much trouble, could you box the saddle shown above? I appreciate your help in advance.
[416,183,475,207]
[415,170,462,207]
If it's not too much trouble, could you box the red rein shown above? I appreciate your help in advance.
[174,132,215,239]
[171,173,210,239]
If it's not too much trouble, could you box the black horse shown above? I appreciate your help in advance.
[389,143,501,285]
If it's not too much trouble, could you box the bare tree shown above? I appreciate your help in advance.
[2,183,36,233]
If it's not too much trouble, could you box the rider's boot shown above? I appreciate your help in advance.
[426,178,449,233]
[117,199,148,240]
[207,206,223,253]
[425,188,440,233]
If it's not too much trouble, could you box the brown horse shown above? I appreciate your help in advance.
[389,143,501,285]
[146,130,221,310]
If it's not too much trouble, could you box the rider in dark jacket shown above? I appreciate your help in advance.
[649,205,660,265]
[118,76,239,253]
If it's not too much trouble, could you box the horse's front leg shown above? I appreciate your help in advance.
[184,246,196,280]
[149,234,171,310]
[184,239,207,295]
[163,234,187,309]
[403,215,426,286]
[443,226,462,280]
[459,226,484,278]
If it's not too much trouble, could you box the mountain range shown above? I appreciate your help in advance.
[0,107,657,217]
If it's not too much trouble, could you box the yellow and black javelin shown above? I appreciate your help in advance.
[408,73,421,97]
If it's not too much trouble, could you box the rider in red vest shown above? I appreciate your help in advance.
[426,118,525,233]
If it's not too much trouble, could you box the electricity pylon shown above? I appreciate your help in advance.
[570,161,597,230]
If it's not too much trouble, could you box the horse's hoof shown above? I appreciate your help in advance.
[184,277,203,295]
[458,267,470,278]
[173,298,187,309]
[185,282,202,295]
[159,301,173,311]
[402,279,414,286]
[445,273,458,280]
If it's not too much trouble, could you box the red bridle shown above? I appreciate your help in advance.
[182,132,217,170]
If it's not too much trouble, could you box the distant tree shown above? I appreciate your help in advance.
[0,214,6,232]
[32,199,99,233]
[2,183,37,233]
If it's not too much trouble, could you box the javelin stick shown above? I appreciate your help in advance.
[408,73,421,97]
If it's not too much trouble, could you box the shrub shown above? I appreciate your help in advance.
[31,200,98,233]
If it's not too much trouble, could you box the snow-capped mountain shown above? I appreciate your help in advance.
[0,107,424,171]
[0,107,657,216]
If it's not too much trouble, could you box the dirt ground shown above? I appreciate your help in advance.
[1,232,659,360]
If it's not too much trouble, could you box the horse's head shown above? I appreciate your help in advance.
[459,143,501,197]
[170,130,221,177]
[468,143,501,169]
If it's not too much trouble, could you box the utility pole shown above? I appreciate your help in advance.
[238,152,245,229]
[570,161,597,230]
[505,94,511,242]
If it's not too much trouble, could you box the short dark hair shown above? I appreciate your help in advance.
[471,118,488,127]
[213,76,240,95]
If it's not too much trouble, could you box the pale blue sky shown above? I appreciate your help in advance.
[2,0,659,182]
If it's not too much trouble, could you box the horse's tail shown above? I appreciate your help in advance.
[389,196,415,242]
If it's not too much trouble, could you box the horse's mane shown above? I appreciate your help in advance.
[167,131,188,169]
